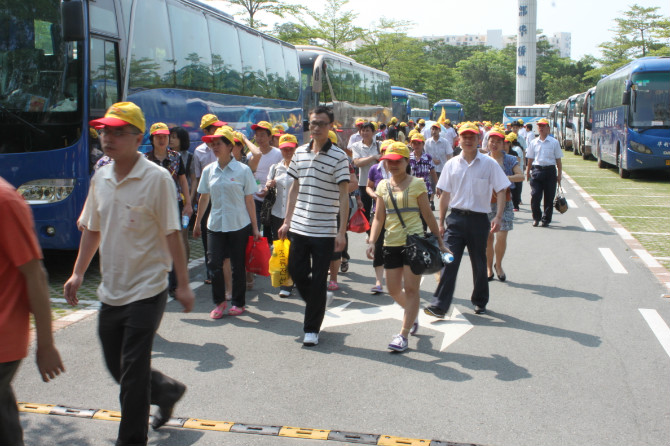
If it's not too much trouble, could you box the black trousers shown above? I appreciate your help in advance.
[511,181,523,209]
[432,211,490,311]
[529,166,557,224]
[98,291,184,446]
[207,225,252,307]
[287,232,335,333]
[199,202,213,280]
[358,186,373,226]
[0,360,22,446]
[254,199,273,245]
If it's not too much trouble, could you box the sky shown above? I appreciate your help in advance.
[208,0,670,61]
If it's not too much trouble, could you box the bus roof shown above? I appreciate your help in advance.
[603,56,670,80]
[295,45,389,77]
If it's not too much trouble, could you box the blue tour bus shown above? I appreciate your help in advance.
[391,86,430,123]
[502,104,551,134]
[431,99,464,124]
[0,0,304,250]
[593,56,670,178]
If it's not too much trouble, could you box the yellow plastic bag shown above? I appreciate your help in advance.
[269,239,292,287]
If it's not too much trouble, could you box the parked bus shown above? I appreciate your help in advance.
[502,104,551,134]
[431,99,464,124]
[593,56,670,178]
[296,45,391,148]
[391,86,430,123]
[572,87,596,159]
[0,0,304,250]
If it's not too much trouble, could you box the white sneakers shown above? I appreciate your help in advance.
[326,291,334,307]
[303,332,319,346]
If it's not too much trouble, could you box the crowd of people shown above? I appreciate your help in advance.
[1,99,565,446]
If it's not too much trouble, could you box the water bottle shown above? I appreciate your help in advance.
[441,252,454,264]
[181,215,190,229]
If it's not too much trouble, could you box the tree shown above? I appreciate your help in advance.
[301,0,365,53]
[216,0,305,30]
[271,22,314,45]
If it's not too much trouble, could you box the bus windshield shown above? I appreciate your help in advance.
[631,72,670,128]
[0,0,83,152]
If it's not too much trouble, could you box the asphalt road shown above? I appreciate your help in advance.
[13,177,670,446]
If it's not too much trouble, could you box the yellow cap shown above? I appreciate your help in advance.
[200,114,226,129]
[389,117,398,124]
[380,142,410,161]
[380,139,395,153]
[505,132,518,142]
[458,121,480,135]
[418,119,426,125]
[252,121,273,132]
[488,125,506,139]
[272,126,285,136]
[410,133,426,142]
[328,130,338,144]
[149,122,170,135]
[89,102,146,133]
[279,134,298,148]
[537,118,549,126]
[233,131,245,144]
[355,118,365,126]
[202,126,235,144]
[445,119,451,125]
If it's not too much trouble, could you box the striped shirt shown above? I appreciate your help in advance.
[287,140,350,237]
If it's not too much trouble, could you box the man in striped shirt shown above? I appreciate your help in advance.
[278,106,350,347]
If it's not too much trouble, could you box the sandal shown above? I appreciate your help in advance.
[340,260,349,273]
[204,279,212,285]
[228,306,245,316]
[327,280,339,291]
[370,285,383,294]
[209,301,227,319]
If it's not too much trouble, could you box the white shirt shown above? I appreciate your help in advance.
[525,132,536,149]
[443,127,457,148]
[197,159,257,232]
[425,137,453,173]
[252,147,283,201]
[347,132,362,149]
[269,162,294,219]
[351,140,380,186]
[437,151,511,214]
[193,142,217,178]
[80,156,179,305]
[526,135,563,166]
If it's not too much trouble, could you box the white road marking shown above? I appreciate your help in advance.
[634,249,663,268]
[600,212,614,222]
[578,216,596,231]
[611,216,670,219]
[587,194,668,198]
[615,227,634,240]
[639,309,670,359]
[566,199,578,208]
[630,232,670,236]
[599,248,628,274]
[322,302,473,351]
[50,298,99,307]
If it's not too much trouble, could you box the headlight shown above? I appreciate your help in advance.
[17,179,75,204]
[629,141,652,154]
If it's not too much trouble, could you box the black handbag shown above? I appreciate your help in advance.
[554,183,568,214]
[386,182,443,275]
[260,165,277,226]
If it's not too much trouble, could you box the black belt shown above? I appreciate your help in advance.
[533,165,556,170]
[451,208,486,216]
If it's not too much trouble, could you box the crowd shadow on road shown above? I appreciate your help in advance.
[153,334,235,373]
[503,280,602,302]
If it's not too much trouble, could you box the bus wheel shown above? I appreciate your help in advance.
[582,151,590,161]
[597,147,607,168]
[573,144,580,156]
[617,151,630,178]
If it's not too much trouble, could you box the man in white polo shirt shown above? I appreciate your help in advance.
[424,121,510,317]
[64,102,194,446]
[278,106,350,347]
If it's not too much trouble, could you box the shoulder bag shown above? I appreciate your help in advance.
[386,181,443,275]
[260,164,277,226]
[554,183,568,214]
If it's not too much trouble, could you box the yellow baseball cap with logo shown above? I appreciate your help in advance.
[505,132,518,142]
[380,139,395,153]
[537,118,549,126]
[200,113,226,129]
[252,121,273,132]
[488,125,506,139]
[149,122,170,135]
[279,134,298,149]
[458,121,480,136]
[355,118,365,126]
[380,142,410,161]
[89,102,146,133]
[233,131,245,144]
[410,133,426,142]
[202,126,235,144]
[328,130,338,144]
[418,119,426,125]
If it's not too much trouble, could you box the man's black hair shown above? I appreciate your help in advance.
[309,106,334,123]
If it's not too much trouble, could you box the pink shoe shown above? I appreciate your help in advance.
[228,306,245,316]
[327,281,339,291]
[209,302,227,319]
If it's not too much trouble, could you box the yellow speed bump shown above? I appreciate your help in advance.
[92,409,122,422]
[378,435,431,445]
[183,418,234,432]
[18,403,55,414]
[279,426,330,440]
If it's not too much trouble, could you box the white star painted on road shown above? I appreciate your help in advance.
[322,302,473,351]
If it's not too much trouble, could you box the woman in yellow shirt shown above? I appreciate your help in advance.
[366,142,446,352]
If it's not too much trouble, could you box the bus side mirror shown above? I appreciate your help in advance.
[622,91,631,105]
[312,55,325,94]
[62,0,85,41]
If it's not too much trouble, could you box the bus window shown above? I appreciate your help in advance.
[208,17,243,95]
[118,0,132,40]
[283,45,300,101]
[90,38,120,111]
[238,30,267,97]
[168,2,212,91]
[89,0,118,36]
[129,0,174,90]
[263,39,287,99]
